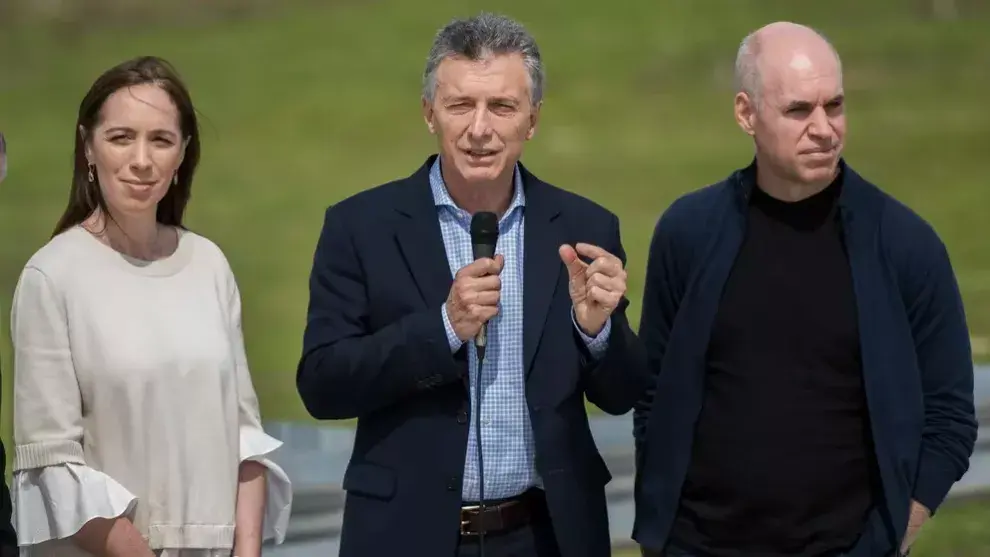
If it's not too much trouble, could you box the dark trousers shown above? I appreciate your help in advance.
[456,510,562,557]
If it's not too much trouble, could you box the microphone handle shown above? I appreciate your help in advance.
[475,322,487,350]
[471,243,497,351]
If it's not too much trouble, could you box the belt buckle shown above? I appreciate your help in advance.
[460,505,481,536]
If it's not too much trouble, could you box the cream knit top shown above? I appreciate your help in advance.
[9,226,293,556]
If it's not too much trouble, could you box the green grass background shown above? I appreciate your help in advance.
[3,0,987,427]
[1,0,988,553]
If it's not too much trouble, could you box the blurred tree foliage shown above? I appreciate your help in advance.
[0,0,350,37]
[2,0,985,34]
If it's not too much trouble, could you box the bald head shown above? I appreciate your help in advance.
[732,22,846,197]
[735,22,842,103]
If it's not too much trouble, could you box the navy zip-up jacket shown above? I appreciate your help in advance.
[632,160,977,556]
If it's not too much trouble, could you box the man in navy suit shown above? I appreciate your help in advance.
[297,12,648,557]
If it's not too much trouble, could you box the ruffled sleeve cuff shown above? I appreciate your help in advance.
[239,426,293,544]
[12,463,137,546]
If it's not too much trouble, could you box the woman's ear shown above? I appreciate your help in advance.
[79,125,94,163]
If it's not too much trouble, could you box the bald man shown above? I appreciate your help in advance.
[632,22,976,557]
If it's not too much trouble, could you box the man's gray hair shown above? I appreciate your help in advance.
[734,32,765,100]
[422,12,545,105]
[734,24,842,101]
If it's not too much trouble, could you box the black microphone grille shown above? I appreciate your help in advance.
[470,211,499,242]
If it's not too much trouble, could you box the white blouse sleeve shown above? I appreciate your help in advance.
[227,277,293,544]
[10,266,137,546]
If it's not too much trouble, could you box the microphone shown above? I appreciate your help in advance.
[470,211,499,360]
[469,210,498,555]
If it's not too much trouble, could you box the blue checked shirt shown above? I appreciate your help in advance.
[431,158,612,501]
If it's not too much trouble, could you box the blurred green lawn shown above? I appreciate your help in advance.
[612,496,990,556]
[0,0,988,438]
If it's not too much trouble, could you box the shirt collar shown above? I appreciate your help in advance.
[429,156,526,218]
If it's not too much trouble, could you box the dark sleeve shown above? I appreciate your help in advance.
[0,439,16,554]
[296,205,465,420]
[633,207,689,457]
[0,361,17,552]
[581,213,651,415]
[906,234,978,514]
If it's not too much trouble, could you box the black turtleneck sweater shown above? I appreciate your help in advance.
[669,175,882,557]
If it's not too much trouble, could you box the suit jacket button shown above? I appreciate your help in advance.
[457,411,468,424]
[447,476,460,491]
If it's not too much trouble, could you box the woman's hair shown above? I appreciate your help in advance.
[52,56,201,238]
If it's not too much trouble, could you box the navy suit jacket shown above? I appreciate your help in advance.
[297,155,649,557]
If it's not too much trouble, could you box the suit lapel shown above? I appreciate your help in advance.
[394,157,453,308]
[521,167,565,376]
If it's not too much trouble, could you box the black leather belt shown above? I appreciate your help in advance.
[459,488,546,537]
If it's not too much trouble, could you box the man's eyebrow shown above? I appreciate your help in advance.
[488,96,519,105]
[784,95,844,110]
[784,99,814,111]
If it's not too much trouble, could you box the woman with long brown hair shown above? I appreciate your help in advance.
[9,57,291,557]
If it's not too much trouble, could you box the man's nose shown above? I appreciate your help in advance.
[468,107,492,139]
[808,107,832,138]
